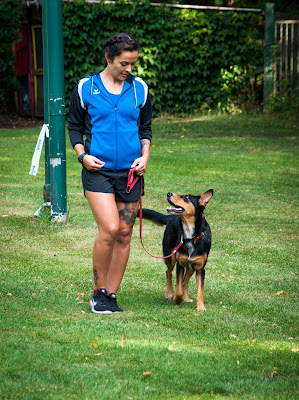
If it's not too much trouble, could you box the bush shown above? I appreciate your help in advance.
[265,87,299,119]
[0,0,22,113]
[63,0,263,115]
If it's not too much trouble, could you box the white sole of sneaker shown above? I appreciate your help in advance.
[90,300,113,314]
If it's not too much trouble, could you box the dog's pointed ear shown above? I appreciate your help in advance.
[198,189,213,207]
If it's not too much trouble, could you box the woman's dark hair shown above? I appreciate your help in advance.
[103,33,140,65]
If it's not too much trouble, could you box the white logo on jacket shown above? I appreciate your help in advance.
[93,89,100,95]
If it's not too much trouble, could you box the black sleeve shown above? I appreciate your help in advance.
[67,83,86,148]
[139,91,152,142]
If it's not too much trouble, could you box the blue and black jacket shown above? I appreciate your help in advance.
[68,71,152,171]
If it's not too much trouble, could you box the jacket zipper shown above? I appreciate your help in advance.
[114,104,118,170]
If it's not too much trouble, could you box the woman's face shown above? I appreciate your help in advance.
[106,50,139,81]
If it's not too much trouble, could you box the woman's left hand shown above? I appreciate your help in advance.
[131,155,149,176]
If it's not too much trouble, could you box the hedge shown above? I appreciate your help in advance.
[63,0,264,115]
[0,0,22,113]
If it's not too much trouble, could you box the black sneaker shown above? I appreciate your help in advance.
[107,293,123,313]
[90,289,112,314]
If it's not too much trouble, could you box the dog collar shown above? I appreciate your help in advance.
[183,232,204,244]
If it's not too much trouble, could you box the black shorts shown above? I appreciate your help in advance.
[81,167,144,203]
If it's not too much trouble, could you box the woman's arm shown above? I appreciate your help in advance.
[132,91,152,176]
[68,84,105,171]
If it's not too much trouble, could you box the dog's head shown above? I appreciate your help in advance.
[166,189,213,217]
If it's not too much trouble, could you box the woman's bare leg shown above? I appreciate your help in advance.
[106,200,139,294]
[85,191,119,290]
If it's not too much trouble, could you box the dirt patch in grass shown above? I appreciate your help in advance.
[0,113,43,129]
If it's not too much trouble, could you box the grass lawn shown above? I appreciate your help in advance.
[0,112,298,399]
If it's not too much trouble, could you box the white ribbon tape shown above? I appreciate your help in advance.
[29,124,49,176]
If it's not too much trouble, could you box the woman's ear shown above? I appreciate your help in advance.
[105,53,112,65]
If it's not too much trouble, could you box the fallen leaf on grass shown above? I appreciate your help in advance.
[270,367,278,377]
[143,371,151,376]
[94,353,103,356]
[7,293,12,296]
[120,341,125,348]
[291,348,299,352]
[168,343,181,352]
[221,273,227,278]
[92,343,98,348]
[230,334,237,339]
[275,291,283,296]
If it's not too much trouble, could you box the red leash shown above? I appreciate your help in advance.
[126,168,203,259]
[138,182,184,259]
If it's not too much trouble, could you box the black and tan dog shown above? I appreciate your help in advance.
[141,189,213,311]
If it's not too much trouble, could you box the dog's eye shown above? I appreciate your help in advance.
[183,194,190,201]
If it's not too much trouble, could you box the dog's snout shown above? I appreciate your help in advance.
[167,192,172,198]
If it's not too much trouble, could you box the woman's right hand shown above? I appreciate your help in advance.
[83,155,105,171]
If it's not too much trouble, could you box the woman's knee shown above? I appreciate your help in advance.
[98,225,119,246]
[117,226,133,247]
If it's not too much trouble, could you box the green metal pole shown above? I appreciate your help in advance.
[42,2,51,205]
[45,0,67,223]
[263,3,275,105]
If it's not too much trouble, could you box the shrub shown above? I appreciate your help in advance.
[0,0,22,113]
[63,0,263,115]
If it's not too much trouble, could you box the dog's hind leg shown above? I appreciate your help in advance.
[165,255,175,300]
[183,267,195,303]
[174,261,183,304]
[195,268,206,311]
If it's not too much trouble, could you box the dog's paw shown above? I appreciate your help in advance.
[165,293,173,300]
[174,295,183,304]
[184,298,193,303]
[196,304,206,312]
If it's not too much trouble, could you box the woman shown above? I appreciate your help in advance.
[68,33,152,314]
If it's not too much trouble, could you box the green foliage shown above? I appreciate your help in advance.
[0,0,22,113]
[265,89,299,119]
[63,1,263,115]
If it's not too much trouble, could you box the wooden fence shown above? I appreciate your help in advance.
[274,20,299,94]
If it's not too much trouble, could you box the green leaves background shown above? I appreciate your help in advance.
[63,1,263,115]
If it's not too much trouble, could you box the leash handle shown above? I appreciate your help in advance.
[126,167,140,193]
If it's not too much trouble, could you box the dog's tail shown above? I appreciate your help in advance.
[138,209,171,226]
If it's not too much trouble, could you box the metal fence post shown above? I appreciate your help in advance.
[42,1,51,206]
[45,0,67,223]
[264,3,275,104]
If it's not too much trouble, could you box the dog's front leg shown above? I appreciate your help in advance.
[183,267,194,302]
[165,256,175,299]
[174,262,183,304]
[195,268,206,311]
